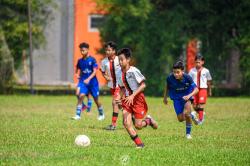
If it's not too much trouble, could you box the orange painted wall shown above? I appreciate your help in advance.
[74,0,106,86]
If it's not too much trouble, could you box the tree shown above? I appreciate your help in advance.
[0,0,55,69]
[97,0,250,95]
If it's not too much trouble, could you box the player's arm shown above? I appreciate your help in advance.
[183,87,199,101]
[101,70,111,81]
[75,61,80,79]
[84,67,97,84]
[207,80,212,96]
[163,84,168,105]
[124,81,146,106]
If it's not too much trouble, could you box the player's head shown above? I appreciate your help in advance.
[172,61,184,80]
[105,41,117,57]
[195,54,204,69]
[79,42,89,57]
[117,48,132,69]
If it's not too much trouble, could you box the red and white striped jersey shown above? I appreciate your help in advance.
[118,66,145,96]
[189,67,212,88]
[101,56,122,89]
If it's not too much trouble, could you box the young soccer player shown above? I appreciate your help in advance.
[163,61,199,139]
[189,55,212,124]
[72,42,105,120]
[117,48,158,148]
[101,41,122,130]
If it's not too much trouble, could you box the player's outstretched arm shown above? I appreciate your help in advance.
[163,85,168,105]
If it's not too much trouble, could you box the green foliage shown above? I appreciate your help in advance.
[0,96,250,165]
[0,27,14,93]
[97,0,250,95]
[0,0,55,68]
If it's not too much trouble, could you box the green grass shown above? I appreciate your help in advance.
[0,95,250,165]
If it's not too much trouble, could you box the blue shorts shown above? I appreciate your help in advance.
[173,99,193,115]
[77,82,99,99]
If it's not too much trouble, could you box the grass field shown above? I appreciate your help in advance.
[0,95,249,165]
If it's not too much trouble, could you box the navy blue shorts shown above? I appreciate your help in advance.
[173,99,193,115]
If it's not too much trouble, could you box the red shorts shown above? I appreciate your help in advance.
[194,88,207,104]
[122,93,148,119]
[110,87,120,100]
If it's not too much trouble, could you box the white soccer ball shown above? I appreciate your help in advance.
[75,135,91,147]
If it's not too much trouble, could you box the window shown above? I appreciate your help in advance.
[88,14,105,32]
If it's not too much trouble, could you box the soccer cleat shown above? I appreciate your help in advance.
[136,143,144,149]
[72,115,81,120]
[186,134,192,140]
[98,114,105,121]
[146,115,158,129]
[105,124,116,130]
[191,111,199,125]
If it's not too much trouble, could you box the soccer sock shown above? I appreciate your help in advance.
[81,102,87,110]
[130,134,143,146]
[198,108,204,121]
[98,106,104,116]
[142,118,151,127]
[76,104,82,117]
[186,123,192,135]
[112,112,119,126]
[87,99,92,112]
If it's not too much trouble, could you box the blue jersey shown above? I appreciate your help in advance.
[76,56,98,86]
[166,73,196,100]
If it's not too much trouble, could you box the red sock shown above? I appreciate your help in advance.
[112,112,119,126]
[143,118,151,127]
[131,135,143,145]
[198,108,204,121]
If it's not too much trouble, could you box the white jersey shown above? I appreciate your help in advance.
[189,67,212,88]
[118,66,145,96]
[101,56,121,89]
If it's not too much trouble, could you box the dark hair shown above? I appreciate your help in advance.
[79,42,89,49]
[117,48,132,59]
[104,41,117,51]
[173,61,184,70]
[195,54,204,61]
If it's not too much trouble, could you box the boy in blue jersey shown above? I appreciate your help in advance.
[72,42,105,120]
[163,61,199,139]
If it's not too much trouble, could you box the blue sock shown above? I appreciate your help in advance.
[98,106,104,116]
[76,104,82,117]
[87,99,92,112]
[186,123,192,135]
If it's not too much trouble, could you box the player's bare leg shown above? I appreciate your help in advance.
[106,99,119,130]
[123,110,144,148]
[134,116,158,130]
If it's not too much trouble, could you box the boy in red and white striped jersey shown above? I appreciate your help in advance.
[117,48,158,148]
[101,41,122,130]
[189,55,212,124]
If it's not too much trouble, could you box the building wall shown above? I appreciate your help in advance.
[32,0,74,85]
[74,0,106,86]
[25,0,105,86]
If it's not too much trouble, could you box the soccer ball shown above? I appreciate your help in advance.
[75,135,91,147]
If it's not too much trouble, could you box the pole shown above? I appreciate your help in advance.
[28,0,34,94]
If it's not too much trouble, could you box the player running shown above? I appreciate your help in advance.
[72,42,105,120]
[189,55,212,124]
[117,48,158,148]
[163,61,199,139]
[101,41,122,130]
